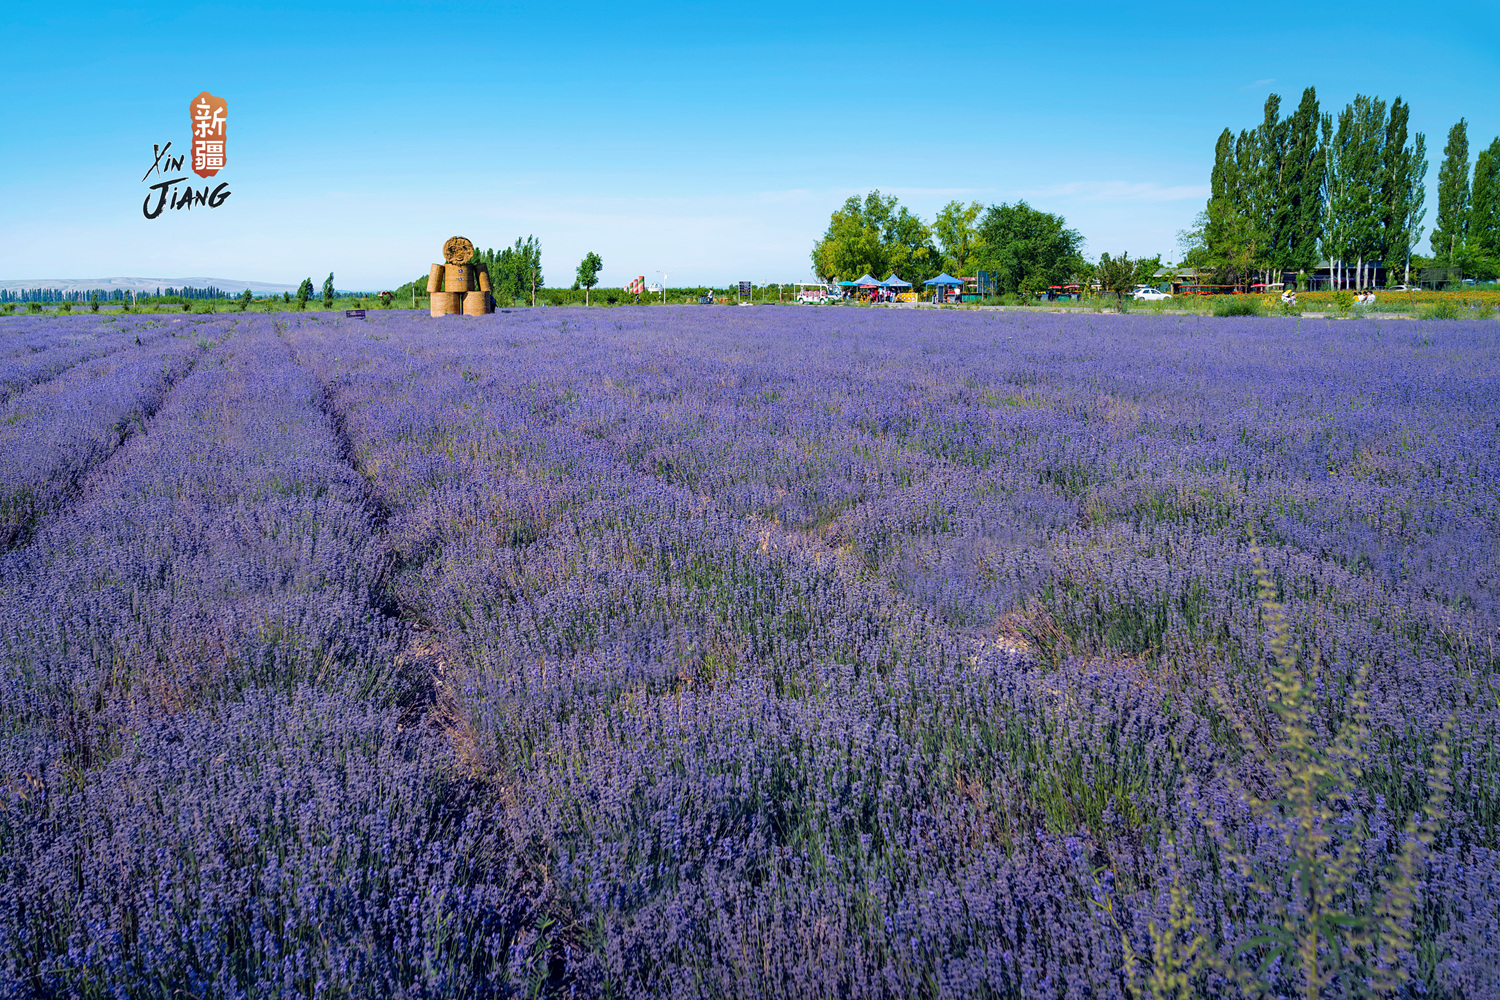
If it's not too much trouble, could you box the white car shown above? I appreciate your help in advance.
[1132,287,1172,301]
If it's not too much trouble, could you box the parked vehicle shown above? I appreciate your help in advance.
[1132,287,1172,301]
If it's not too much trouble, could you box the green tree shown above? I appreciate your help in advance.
[810,191,942,287]
[1379,98,1428,285]
[322,273,335,308]
[1324,96,1386,290]
[575,251,602,305]
[238,288,252,311]
[883,205,940,286]
[520,236,543,307]
[473,236,542,306]
[1281,88,1327,276]
[1187,127,1267,284]
[1467,136,1500,279]
[1095,252,1134,305]
[1192,128,1239,272]
[296,278,312,310]
[933,200,984,276]
[811,192,893,281]
[1095,252,1164,305]
[971,201,1084,295]
[1242,95,1287,282]
[1134,254,1163,288]
[1431,119,1470,265]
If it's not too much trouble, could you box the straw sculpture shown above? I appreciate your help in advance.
[428,236,493,316]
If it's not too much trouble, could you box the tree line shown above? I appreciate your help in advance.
[0,286,231,303]
[1181,87,1499,287]
[811,192,1094,297]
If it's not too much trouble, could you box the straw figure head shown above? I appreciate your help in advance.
[443,236,475,265]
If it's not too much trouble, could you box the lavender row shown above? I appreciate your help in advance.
[0,313,182,404]
[0,325,207,547]
[0,319,411,741]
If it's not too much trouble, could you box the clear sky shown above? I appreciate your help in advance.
[2,1,1496,290]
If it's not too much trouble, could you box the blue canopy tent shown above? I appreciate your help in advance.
[923,272,963,303]
[846,273,883,301]
[883,274,912,288]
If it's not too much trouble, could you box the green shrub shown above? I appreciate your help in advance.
[1330,289,1355,315]
[1418,298,1464,320]
[1211,546,1449,997]
[1213,297,1261,317]
[26,302,42,314]
[90,298,100,312]
[58,302,72,313]
[2,303,14,313]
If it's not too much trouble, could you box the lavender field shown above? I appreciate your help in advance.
[0,306,1496,999]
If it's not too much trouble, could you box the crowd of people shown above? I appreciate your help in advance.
[1278,288,1379,306]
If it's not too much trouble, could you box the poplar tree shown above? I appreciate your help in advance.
[1281,88,1326,276]
[1246,96,1287,282]
[1324,96,1386,289]
[1196,128,1257,282]
[1431,119,1470,265]
[1467,136,1500,277]
[1322,109,1352,288]
[1378,98,1427,285]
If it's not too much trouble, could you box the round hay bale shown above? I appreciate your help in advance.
[427,263,443,293]
[443,236,475,265]
[462,291,491,316]
[430,291,461,317]
[476,268,492,293]
[444,264,470,293]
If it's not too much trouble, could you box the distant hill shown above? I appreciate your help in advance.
[0,276,298,295]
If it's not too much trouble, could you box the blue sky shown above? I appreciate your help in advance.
[2,1,1496,289]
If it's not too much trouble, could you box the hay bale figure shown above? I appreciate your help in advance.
[428,236,493,317]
